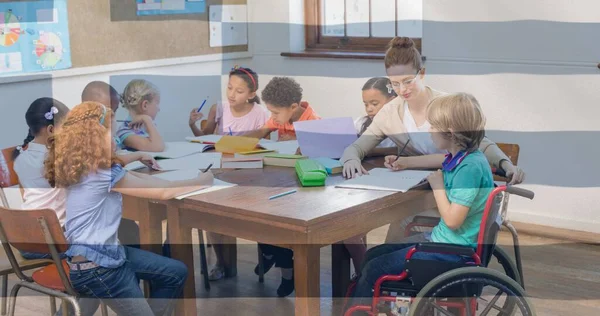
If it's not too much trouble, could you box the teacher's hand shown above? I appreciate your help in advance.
[384,155,409,171]
[502,161,526,185]
[343,160,369,179]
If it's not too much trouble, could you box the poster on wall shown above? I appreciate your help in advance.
[0,0,71,76]
[137,0,206,16]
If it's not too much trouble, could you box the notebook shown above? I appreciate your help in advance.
[258,140,299,155]
[185,135,223,144]
[293,117,358,159]
[263,154,307,167]
[313,157,343,175]
[215,136,260,154]
[155,153,222,171]
[221,157,264,169]
[134,142,214,159]
[335,168,432,193]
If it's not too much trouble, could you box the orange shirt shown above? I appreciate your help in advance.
[264,102,320,139]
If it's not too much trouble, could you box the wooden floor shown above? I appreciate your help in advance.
[4,225,600,315]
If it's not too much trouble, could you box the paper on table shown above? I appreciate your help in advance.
[152,169,200,182]
[175,179,237,200]
[335,168,432,193]
[293,117,358,159]
[157,153,222,171]
[185,135,223,144]
[259,140,299,155]
[135,142,212,159]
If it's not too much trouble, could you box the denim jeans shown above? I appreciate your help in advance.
[353,233,466,303]
[69,246,188,316]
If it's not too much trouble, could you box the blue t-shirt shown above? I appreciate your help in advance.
[431,150,494,246]
[115,116,154,147]
[65,165,127,268]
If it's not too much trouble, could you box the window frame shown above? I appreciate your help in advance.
[304,0,422,54]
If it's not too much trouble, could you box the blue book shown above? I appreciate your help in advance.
[313,157,343,175]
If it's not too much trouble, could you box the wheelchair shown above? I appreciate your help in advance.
[344,184,536,316]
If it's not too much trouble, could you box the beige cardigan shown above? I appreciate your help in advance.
[340,86,510,168]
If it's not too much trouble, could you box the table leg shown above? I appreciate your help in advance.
[331,242,352,297]
[138,200,164,255]
[221,235,238,277]
[293,244,321,316]
[166,205,197,316]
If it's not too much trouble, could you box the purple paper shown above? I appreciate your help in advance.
[293,117,358,159]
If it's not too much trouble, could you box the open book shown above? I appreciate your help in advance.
[134,142,214,159]
[152,170,237,200]
[335,168,432,193]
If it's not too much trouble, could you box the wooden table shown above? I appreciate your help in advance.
[167,159,436,316]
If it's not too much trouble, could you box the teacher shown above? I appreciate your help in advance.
[340,37,525,242]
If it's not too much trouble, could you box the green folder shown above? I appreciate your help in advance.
[295,159,327,187]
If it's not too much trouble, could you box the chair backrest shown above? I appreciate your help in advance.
[494,143,520,182]
[0,206,68,254]
[0,146,20,208]
[476,188,505,266]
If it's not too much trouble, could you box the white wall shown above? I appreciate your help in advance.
[250,0,600,233]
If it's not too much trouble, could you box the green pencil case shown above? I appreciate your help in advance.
[295,159,327,187]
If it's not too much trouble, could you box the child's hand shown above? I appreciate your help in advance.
[278,133,295,141]
[189,108,204,126]
[138,153,161,170]
[427,170,444,190]
[384,155,408,171]
[129,115,151,130]
[197,170,214,185]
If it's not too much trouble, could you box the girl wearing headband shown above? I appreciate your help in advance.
[189,66,269,137]
[188,66,269,281]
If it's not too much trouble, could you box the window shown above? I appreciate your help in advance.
[304,0,423,55]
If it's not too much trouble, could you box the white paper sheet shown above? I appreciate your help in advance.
[134,142,213,159]
[175,179,237,200]
[185,135,223,143]
[259,140,299,155]
[153,169,200,181]
[336,168,432,193]
[156,152,222,171]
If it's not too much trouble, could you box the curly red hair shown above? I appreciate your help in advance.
[45,102,123,188]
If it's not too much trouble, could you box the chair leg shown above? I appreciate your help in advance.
[100,302,108,316]
[197,229,211,291]
[49,296,57,316]
[257,245,264,283]
[1,275,7,316]
[7,283,22,316]
[64,296,81,316]
[504,221,525,288]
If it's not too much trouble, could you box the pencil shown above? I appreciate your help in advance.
[268,189,297,200]
[197,99,208,113]
[394,138,411,162]
[202,163,213,173]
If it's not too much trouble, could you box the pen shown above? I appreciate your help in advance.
[117,120,130,123]
[268,189,297,200]
[197,99,208,113]
[202,163,213,173]
[228,127,233,136]
[394,138,411,162]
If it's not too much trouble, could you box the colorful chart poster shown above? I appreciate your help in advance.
[0,0,71,76]
[137,0,206,16]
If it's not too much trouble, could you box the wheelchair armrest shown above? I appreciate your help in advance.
[409,243,478,262]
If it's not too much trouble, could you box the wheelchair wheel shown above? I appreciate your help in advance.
[492,247,523,288]
[409,267,535,316]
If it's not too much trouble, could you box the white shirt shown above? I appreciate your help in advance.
[354,116,395,148]
[402,103,443,155]
[13,142,66,226]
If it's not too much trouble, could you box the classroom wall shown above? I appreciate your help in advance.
[250,0,600,233]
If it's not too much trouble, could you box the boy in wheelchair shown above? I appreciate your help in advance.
[347,93,534,315]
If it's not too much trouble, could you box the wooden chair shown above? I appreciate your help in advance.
[0,147,55,316]
[0,207,79,316]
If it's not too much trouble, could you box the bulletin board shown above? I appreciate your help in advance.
[68,0,247,68]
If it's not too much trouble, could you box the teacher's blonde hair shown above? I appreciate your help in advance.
[427,93,486,152]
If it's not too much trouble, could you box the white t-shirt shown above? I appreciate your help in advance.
[13,142,66,226]
[402,103,443,155]
[354,116,395,148]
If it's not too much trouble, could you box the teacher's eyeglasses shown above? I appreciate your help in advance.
[387,70,421,90]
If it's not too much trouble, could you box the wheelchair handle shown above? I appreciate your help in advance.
[505,185,535,200]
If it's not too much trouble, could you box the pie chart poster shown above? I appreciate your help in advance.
[0,0,71,76]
